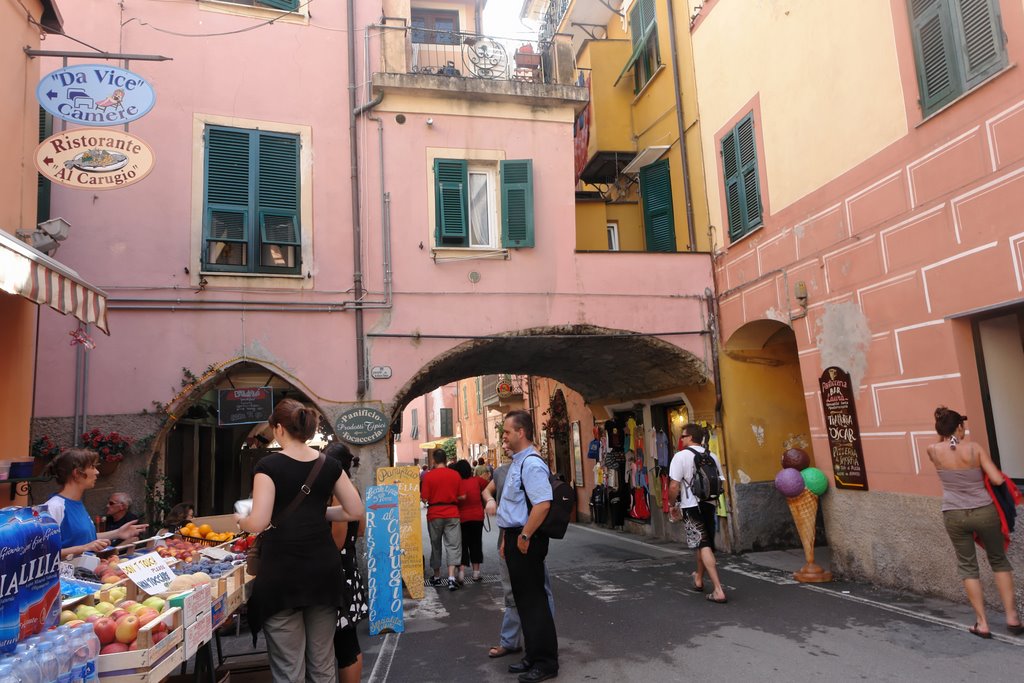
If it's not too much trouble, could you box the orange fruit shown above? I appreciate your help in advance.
[197,524,212,537]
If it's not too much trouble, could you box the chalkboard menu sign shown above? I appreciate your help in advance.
[218,387,273,426]
[818,367,869,490]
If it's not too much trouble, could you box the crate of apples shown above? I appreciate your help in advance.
[61,595,176,654]
[178,522,235,545]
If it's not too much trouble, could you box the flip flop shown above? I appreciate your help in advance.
[1008,622,1024,636]
[488,646,522,658]
[689,573,704,593]
[969,624,992,639]
[706,593,728,604]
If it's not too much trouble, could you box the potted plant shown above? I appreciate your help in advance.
[81,429,132,476]
[30,435,63,476]
[514,43,542,69]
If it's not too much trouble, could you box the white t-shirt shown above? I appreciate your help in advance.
[668,445,723,508]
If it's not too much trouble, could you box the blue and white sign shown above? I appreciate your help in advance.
[37,64,156,126]
[365,484,404,636]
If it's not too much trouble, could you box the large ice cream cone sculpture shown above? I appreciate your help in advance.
[786,489,832,582]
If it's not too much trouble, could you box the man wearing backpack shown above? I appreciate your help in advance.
[495,410,558,682]
[668,423,727,604]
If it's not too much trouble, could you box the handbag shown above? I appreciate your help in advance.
[246,453,326,576]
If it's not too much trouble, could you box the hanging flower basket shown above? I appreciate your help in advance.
[81,429,132,476]
[97,460,119,478]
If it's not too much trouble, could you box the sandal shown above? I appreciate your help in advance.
[968,624,992,639]
[488,645,522,658]
[706,593,728,604]
[689,572,704,593]
[1006,622,1023,636]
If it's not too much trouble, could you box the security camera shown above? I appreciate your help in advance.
[38,217,71,241]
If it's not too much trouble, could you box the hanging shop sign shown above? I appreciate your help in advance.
[218,387,274,426]
[335,407,389,445]
[35,128,155,190]
[375,466,425,599]
[37,64,157,126]
[365,484,404,636]
[818,366,869,491]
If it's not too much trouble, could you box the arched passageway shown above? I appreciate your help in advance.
[719,319,817,551]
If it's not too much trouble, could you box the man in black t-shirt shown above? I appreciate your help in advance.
[104,492,139,531]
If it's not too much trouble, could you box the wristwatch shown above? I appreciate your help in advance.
[519,533,530,541]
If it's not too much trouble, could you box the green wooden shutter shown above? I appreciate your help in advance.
[434,159,469,245]
[205,127,252,268]
[258,0,299,10]
[629,4,643,47]
[257,133,301,270]
[909,0,959,114]
[37,107,52,224]
[953,0,1006,88]
[501,159,535,248]
[721,130,743,240]
[736,115,762,230]
[640,0,657,31]
[639,159,676,253]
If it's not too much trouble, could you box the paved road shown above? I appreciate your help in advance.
[357,513,1021,683]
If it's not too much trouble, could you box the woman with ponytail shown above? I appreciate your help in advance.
[926,406,1021,638]
[238,399,364,681]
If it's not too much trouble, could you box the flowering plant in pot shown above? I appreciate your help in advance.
[82,429,133,475]
[30,435,63,476]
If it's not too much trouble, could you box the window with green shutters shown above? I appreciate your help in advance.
[440,408,454,437]
[639,159,677,252]
[721,113,763,242]
[623,0,659,93]
[908,0,1006,117]
[221,0,299,10]
[203,125,301,274]
[434,158,534,249]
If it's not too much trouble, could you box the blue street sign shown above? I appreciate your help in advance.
[365,484,404,635]
[37,64,157,126]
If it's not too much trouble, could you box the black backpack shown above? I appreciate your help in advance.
[520,454,576,539]
[686,447,723,502]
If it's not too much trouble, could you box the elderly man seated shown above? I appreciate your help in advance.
[104,492,139,531]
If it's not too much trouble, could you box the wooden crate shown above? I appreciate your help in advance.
[98,643,184,683]
[97,606,184,674]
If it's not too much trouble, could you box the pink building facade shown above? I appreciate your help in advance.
[32,0,717,522]
[693,0,1024,597]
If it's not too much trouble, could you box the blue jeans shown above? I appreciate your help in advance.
[498,532,554,649]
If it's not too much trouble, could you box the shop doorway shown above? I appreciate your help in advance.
[972,305,1024,480]
[160,361,332,517]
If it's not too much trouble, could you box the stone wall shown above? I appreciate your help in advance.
[823,489,1023,608]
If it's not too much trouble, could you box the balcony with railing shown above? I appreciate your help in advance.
[376,22,586,106]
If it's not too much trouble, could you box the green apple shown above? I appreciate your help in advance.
[75,605,100,620]
[94,601,116,615]
[60,610,77,625]
[141,597,166,613]
[109,587,128,603]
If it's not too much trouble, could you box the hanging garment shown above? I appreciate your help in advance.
[660,473,670,513]
[656,431,670,468]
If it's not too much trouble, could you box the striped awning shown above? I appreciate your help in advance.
[0,229,109,334]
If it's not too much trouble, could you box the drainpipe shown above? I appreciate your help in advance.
[666,0,697,251]
[705,285,734,550]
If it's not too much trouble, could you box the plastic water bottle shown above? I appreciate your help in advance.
[70,623,99,682]
[0,662,20,683]
[7,642,42,683]
[47,631,72,683]
[30,641,57,683]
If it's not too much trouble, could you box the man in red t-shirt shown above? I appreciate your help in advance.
[421,448,464,591]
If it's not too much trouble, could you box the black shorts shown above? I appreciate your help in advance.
[685,501,717,550]
[334,625,361,668]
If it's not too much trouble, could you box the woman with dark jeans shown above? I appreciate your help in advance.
[453,459,487,583]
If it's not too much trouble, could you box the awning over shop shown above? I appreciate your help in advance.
[419,439,457,450]
[0,229,110,334]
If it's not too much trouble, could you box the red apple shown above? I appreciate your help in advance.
[100,642,129,655]
[137,610,160,628]
[114,615,140,644]
[151,630,167,644]
[85,614,102,624]
[93,617,116,646]
[128,639,140,651]
[108,609,128,622]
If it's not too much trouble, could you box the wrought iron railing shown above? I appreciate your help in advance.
[402,27,553,84]
[540,0,570,42]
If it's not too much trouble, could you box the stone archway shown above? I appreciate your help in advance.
[142,358,335,520]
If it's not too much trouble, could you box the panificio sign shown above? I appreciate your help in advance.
[335,406,389,445]
[365,484,404,636]
[35,128,155,190]
[37,64,157,126]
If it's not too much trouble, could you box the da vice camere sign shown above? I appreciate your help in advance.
[37,64,156,126]
[35,128,155,190]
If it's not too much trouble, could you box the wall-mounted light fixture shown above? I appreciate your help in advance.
[792,280,809,320]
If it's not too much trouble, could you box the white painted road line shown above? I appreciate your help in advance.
[570,523,689,556]
[367,631,400,683]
